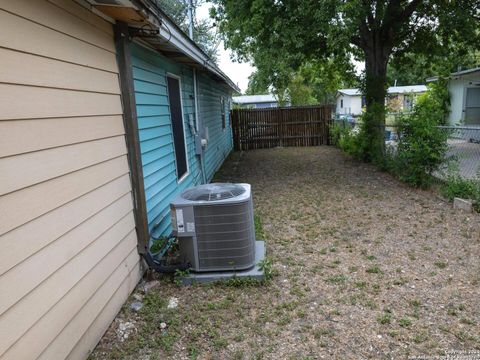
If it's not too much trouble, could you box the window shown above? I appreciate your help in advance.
[465,87,480,125]
[340,99,344,108]
[167,75,188,181]
[221,96,226,129]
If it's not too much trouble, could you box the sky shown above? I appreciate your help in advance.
[196,3,254,93]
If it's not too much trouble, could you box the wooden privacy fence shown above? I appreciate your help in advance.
[231,105,333,151]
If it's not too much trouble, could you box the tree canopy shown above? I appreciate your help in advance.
[159,0,220,62]
[246,58,358,106]
[211,0,480,159]
[388,48,480,86]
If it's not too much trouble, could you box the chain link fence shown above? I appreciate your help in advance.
[332,119,480,180]
[438,126,480,180]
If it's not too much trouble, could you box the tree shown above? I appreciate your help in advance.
[211,0,479,160]
[388,48,480,86]
[246,58,358,106]
[159,0,220,62]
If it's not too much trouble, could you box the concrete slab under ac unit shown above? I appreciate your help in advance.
[181,241,265,285]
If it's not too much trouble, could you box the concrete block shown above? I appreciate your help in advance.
[453,197,473,213]
[181,241,265,285]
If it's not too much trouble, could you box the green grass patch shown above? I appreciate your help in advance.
[325,274,347,284]
[366,266,382,274]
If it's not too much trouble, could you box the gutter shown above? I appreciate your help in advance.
[129,0,240,92]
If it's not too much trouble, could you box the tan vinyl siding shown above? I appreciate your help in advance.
[0,1,141,359]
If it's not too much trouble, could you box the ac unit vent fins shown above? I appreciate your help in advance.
[181,183,246,201]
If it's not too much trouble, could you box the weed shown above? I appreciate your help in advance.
[441,174,480,212]
[173,268,190,286]
[354,281,367,289]
[447,308,458,316]
[413,330,429,344]
[258,257,276,282]
[254,213,266,240]
[393,277,407,286]
[377,313,392,325]
[187,344,200,359]
[233,350,245,360]
[313,328,334,339]
[434,261,448,269]
[212,337,228,349]
[399,318,412,327]
[460,317,476,326]
[366,255,376,261]
[366,266,382,274]
[326,274,347,284]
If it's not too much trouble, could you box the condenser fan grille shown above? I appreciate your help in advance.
[181,183,246,201]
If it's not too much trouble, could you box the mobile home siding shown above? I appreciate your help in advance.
[0,2,141,359]
[198,73,234,181]
[131,43,203,237]
[130,43,233,239]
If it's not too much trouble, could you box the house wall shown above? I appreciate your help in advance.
[130,42,233,239]
[0,2,141,360]
[336,95,362,115]
[448,73,480,125]
[254,102,278,108]
[198,72,234,180]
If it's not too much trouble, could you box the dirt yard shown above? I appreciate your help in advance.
[90,147,480,360]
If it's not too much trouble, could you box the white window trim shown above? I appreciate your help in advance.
[221,96,227,131]
[167,72,190,184]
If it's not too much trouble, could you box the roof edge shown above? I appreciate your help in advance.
[136,0,239,92]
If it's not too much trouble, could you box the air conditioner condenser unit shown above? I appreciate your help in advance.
[170,183,256,272]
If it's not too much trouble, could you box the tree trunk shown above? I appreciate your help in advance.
[362,41,390,163]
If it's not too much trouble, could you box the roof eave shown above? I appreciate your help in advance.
[91,0,239,92]
[136,0,239,92]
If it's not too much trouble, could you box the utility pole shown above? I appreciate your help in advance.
[187,0,194,39]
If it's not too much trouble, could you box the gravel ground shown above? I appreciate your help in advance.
[91,147,480,360]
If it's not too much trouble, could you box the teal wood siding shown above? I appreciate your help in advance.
[130,43,233,238]
[198,73,233,181]
[131,43,201,237]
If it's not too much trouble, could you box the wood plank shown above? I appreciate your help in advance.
[0,84,122,121]
[0,115,124,158]
[0,156,129,236]
[0,194,133,316]
[230,106,333,150]
[64,262,141,360]
[1,0,115,52]
[114,22,149,254]
[47,0,114,36]
[0,48,120,95]
[0,172,132,276]
[0,230,138,359]
[0,136,127,196]
[0,10,117,72]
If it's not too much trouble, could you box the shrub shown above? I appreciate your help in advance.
[441,174,480,212]
[389,96,449,188]
[330,121,368,160]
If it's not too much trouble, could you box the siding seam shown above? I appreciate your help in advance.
[0,228,137,358]
[0,9,116,55]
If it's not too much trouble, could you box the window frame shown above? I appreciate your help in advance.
[221,96,226,130]
[166,72,190,184]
